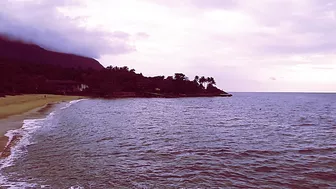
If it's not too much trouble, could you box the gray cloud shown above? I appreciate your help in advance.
[136,32,150,39]
[263,42,336,55]
[174,0,336,56]
[0,0,135,58]
[245,0,336,55]
[312,67,334,70]
[148,0,237,10]
[111,31,131,40]
[189,0,237,10]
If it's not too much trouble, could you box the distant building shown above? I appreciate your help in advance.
[46,80,88,94]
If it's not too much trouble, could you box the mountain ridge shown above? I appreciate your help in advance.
[0,34,104,70]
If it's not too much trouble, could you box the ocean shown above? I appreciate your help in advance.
[0,93,335,188]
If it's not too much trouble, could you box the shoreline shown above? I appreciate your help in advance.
[0,95,83,157]
[90,92,233,98]
[0,93,230,157]
[0,104,57,158]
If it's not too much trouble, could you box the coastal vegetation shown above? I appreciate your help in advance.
[0,35,231,98]
[0,60,230,97]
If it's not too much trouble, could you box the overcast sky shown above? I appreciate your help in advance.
[1,0,336,92]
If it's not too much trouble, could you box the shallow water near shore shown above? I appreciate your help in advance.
[0,93,335,188]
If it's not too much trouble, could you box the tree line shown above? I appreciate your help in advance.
[0,59,228,97]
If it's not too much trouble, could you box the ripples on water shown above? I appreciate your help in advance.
[0,93,336,188]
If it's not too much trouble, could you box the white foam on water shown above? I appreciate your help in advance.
[0,99,86,188]
[69,185,85,189]
[61,99,86,110]
[0,117,51,188]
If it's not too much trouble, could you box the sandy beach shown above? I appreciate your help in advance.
[0,94,83,157]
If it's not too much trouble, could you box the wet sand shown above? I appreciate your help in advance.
[0,94,83,119]
[0,95,83,157]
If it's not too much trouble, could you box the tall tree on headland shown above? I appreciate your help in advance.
[174,73,187,81]
[194,75,199,83]
[199,76,206,88]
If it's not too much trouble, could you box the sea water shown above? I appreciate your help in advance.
[0,93,335,188]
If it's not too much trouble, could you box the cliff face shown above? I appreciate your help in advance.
[0,35,104,70]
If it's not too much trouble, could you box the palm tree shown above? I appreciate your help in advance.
[206,77,210,83]
[122,66,129,71]
[210,77,216,85]
[174,73,186,81]
[194,75,199,84]
[199,76,206,88]
[203,77,216,89]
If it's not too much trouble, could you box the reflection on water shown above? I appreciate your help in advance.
[1,93,336,188]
